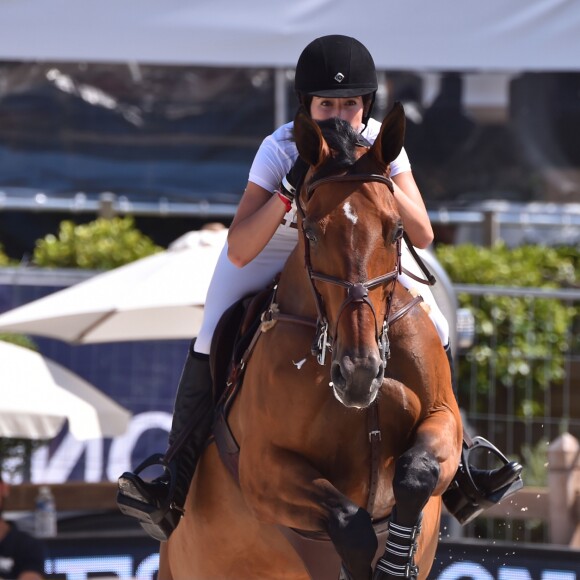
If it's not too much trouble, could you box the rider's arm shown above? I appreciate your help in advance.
[391,170,434,249]
[227,182,287,268]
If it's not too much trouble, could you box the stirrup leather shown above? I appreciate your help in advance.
[443,436,523,525]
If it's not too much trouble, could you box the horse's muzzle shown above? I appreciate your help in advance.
[330,350,384,409]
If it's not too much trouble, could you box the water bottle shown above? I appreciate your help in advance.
[34,485,57,538]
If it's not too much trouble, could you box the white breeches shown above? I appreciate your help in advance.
[398,247,450,346]
[195,229,297,354]
[195,232,449,355]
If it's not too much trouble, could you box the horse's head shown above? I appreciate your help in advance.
[293,103,406,409]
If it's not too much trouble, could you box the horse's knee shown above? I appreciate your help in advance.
[326,504,377,580]
[393,449,440,515]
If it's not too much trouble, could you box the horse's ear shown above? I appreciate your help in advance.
[293,107,331,168]
[369,101,406,167]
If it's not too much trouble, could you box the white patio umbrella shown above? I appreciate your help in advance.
[0,228,227,343]
[0,341,132,440]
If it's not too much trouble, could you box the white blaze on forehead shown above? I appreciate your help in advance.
[343,201,358,224]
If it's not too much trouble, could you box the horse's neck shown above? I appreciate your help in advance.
[386,283,451,405]
[275,246,318,318]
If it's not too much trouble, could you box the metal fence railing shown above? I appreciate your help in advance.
[452,284,580,543]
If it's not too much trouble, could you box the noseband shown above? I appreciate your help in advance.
[296,173,401,366]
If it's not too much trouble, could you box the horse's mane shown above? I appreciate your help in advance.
[314,117,362,178]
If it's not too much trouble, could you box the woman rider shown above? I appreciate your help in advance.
[117,35,522,541]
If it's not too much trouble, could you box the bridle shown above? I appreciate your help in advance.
[296,172,402,366]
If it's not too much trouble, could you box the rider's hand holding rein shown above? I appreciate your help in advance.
[227,180,291,268]
[228,157,307,268]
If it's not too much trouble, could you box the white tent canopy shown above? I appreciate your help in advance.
[0,341,132,440]
[0,0,579,71]
[0,228,227,343]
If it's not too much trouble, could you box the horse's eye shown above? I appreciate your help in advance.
[305,230,318,244]
[393,226,404,242]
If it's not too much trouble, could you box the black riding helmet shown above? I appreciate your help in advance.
[294,35,378,127]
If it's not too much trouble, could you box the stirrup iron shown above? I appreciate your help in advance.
[443,436,523,525]
[117,453,182,541]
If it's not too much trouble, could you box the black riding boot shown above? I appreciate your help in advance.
[442,344,523,525]
[117,339,214,541]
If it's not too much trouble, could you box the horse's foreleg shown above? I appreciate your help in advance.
[374,409,461,580]
[241,448,376,580]
[158,541,173,580]
[372,450,439,580]
[326,501,376,580]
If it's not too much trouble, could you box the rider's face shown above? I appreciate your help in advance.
[310,96,365,129]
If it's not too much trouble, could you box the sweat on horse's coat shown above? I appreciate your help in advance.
[160,104,462,580]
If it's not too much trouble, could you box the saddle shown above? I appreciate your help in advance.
[209,279,278,405]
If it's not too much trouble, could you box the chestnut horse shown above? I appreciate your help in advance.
[160,104,462,580]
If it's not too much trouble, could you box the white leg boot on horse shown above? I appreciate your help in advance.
[374,507,423,580]
[372,438,436,580]
[442,345,523,525]
[117,339,214,540]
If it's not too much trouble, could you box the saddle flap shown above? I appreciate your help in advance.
[209,280,279,404]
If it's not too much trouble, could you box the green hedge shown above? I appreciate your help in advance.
[0,242,12,266]
[435,242,579,417]
[33,216,163,270]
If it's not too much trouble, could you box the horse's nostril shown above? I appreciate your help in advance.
[331,362,346,389]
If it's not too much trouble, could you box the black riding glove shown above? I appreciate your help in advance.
[280,157,309,202]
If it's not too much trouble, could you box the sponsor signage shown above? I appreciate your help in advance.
[40,535,580,579]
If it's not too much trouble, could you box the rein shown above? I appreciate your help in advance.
[297,173,401,366]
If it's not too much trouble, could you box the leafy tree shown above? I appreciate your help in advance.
[33,217,163,270]
[0,242,13,266]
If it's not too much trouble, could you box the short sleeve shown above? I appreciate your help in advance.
[248,123,297,194]
[390,147,411,177]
